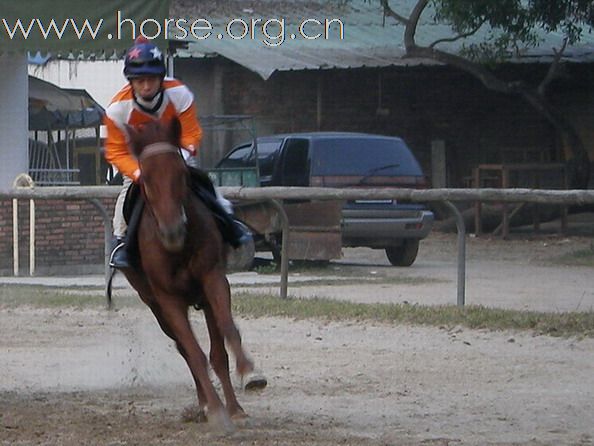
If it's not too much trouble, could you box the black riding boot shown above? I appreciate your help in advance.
[230,218,253,247]
[109,237,131,269]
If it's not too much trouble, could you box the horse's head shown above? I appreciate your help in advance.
[127,118,188,252]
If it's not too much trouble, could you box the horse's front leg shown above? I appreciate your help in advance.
[153,297,234,433]
[200,271,255,378]
[203,304,247,420]
[149,305,208,420]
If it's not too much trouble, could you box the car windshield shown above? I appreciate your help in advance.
[310,137,422,176]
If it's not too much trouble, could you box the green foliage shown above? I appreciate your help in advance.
[427,0,594,60]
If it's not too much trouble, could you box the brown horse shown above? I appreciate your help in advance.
[121,118,257,432]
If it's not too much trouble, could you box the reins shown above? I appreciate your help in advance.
[137,141,189,244]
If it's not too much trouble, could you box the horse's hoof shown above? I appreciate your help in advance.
[242,370,268,391]
[230,409,249,421]
[181,405,207,423]
[208,409,235,434]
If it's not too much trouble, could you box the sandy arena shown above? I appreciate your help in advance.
[1,228,594,446]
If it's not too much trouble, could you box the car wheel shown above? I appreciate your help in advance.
[385,240,420,267]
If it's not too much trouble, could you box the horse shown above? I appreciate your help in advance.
[120,117,258,432]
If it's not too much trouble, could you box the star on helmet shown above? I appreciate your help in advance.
[128,47,142,59]
[150,47,162,60]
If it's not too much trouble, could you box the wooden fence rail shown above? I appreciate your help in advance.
[2,186,594,306]
[3,186,594,204]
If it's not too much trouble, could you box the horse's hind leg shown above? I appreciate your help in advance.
[201,271,254,377]
[154,298,234,432]
[203,304,247,419]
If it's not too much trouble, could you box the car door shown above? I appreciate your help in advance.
[275,138,310,186]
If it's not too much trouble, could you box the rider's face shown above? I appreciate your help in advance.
[130,75,162,100]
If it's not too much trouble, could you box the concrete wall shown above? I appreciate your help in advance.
[0,54,29,189]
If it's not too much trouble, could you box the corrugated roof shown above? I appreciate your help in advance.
[171,0,594,79]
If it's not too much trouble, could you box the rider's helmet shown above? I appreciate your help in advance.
[123,36,166,79]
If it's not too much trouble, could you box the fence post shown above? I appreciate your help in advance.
[11,174,35,276]
[442,200,466,307]
[88,198,113,300]
[12,198,19,276]
[268,199,290,299]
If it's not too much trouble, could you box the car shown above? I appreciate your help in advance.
[215,132,434,266]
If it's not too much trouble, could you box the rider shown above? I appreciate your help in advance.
[104,36,250,269]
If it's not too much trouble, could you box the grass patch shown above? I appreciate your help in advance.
[550,248,594,267]
[232,292,594,338]
[236,275,445,288]
[2,284,593,338]
[0,284,139,309]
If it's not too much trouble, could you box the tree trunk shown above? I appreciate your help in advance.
[405,45,590,189]
[392,0,592,189]
[519,89,590,188]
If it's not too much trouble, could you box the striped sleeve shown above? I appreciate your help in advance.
[178,102,203,151]
[103,109,140,181]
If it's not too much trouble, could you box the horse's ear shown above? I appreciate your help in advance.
[168,117,182,146]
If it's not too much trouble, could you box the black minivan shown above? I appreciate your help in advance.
[216,132,434,266]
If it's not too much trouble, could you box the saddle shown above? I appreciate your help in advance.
[122,166,243,265]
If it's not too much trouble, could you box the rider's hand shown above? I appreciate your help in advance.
[132,168,141,183]
[186,145,196,156]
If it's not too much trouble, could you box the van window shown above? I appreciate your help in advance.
[310,137,422,176]
[217,140,282,173]
[217,144,252,168]
[249,140,283,177]
[280,138,310,186]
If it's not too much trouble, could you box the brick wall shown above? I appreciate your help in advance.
[0,198,114,276]
[210,59,594,187]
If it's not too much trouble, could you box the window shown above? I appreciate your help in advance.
[250,140,283,178]
[217,144,252,168]
[311,137,422,176]
[280,138,310,186]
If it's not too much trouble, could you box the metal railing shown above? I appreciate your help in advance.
[3,185,594,306]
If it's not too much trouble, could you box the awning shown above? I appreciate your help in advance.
[173,0,594,80]
[0,0,169,57]
[28,76,104,130]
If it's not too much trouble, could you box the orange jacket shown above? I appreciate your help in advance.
[103,78,203,180]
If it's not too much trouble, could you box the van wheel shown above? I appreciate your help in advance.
[385,240,419,267]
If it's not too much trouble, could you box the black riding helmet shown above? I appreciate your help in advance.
[123,36,166,79]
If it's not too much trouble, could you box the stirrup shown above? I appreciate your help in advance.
[109,241,130,269]
[234,219,253,246]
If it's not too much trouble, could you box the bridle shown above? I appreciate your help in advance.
[138,142,180,160]
[138,141,189,251]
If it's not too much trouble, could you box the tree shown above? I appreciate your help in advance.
[378,0,594,188]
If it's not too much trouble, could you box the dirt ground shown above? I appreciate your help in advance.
[2,223,594,446]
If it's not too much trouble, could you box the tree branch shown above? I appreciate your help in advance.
[537,38,568,96]
[429,19,487,49]
[404,0,429,50]
[406,45,515,93]
[379,0,410,25]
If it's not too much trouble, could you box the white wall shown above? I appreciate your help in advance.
[28,59,127,110]
[0,54,29,189]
